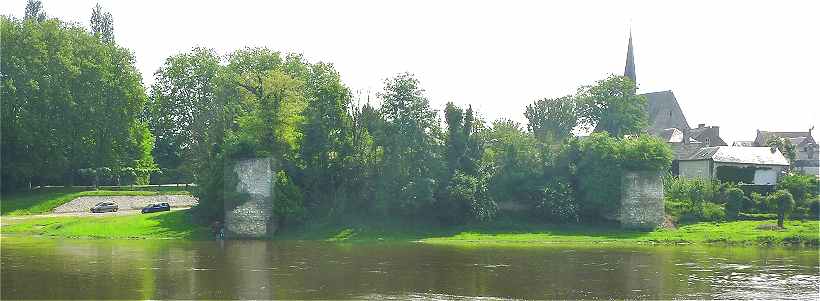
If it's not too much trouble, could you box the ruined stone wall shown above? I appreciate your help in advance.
[619,171,664,229]
[224,157,275,238]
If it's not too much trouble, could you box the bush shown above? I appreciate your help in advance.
[666,197,725,223]
[771,190,795,228]
[737,212,778,221]
[809,197,820,218]
[724,187,747,220]
[701,202,726,222]
[536,177,578,223]
[664,176,722,206]
[777,173,819,208]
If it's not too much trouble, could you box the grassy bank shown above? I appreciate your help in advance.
[2,210,817,246]
[1,187,192,216]
[1,210,208,239]
[278,219,820,247]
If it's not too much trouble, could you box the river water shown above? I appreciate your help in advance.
[1,238,818,299]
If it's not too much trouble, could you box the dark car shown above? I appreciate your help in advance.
[141,203,171,214]
[90,202,118,213]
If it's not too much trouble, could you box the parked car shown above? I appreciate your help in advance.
[90,202,118,213]
[141,203,171,214]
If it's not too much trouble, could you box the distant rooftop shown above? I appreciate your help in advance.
[683,146,789,166]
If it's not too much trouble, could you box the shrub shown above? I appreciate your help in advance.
[536,177,578,223]
[771,190,795,228]
[809,197,820,219]
[701,202,726,222]
[737,212,778,221]
[576,133,622,220]
[724,187,747,220]
[619,134,673,171]
[664,176,719,205]
[777,173,819,208]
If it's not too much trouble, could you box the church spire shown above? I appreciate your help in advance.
[624,31,636,84]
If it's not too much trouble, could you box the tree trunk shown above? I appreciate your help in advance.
[777,211,785,228]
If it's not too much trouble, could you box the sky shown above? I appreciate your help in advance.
[2,0,818,144]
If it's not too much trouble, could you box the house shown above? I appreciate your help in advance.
[678,146,789,185]
[753,128,819,176]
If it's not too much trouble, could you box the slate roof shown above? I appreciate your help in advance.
[732,141,754,147]
[643,90,691,136]
[683,146,790,166]
[755,131,817,147]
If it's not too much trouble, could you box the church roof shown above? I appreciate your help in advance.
[624,32,636,83]
[683,146,789,166]
[642,90,691,136]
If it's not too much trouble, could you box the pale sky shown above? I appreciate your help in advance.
[2,0,818,144]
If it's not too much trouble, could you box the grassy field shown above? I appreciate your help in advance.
[277,219,820,247]
[2,204,817,245]
[1,210,208,239]
[1,187,192,216]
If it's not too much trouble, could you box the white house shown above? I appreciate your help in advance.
[678,146,789,185]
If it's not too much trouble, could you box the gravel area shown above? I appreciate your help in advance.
[52,195,198,214]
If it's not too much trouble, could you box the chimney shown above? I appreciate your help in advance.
[698,123,706,128]
[682,128,690,144]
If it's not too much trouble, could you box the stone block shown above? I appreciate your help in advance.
[619,171,665,229]
[224,157,276,238]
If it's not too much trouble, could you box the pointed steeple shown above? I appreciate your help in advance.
[624,31,636,84]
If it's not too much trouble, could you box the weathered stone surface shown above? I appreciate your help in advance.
[224,157,275,238]
[619,171,665,229]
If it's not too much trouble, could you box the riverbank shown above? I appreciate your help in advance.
[3,211,817,246]
[1,186,191,216]
[1,210,209,239]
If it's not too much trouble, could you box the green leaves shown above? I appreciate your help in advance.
[1,16,150,191]
[576,75,648,137]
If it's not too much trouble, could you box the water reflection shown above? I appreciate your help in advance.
[2,238,818,299]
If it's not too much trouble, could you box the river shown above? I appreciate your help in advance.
[1,237,818,299]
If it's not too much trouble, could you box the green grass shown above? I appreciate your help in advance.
[1,187,191,216]
[1,210,208,239]
[422,220,819,246]
[277,218,820,247]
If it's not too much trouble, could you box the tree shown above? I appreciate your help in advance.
[524,96,578,143]
[378,73,441,215]
[724,187,747,220]
[298,61,354,215]
[24,0,46,22]
[767,137,797,168]
[484,119,543,207]
[1,16,151,191]
[577,75,648,137]
[575,132,622,220]
[771,190,795,228]
[90,3,115,43]
[147,48,222,179]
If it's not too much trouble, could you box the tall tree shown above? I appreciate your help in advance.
[576,75,648,137]
[1,16,151,191]
[147,48,222,177]
[379,73,441,215]
[525,96,578,143]
[24,0,46,22]
[90,3,115,43]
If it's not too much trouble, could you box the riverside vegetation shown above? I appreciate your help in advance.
[2,1,818,246]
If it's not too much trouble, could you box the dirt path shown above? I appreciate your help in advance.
[52,195,198,213]
[2,206,193,220]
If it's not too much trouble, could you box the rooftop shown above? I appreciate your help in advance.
[683,146,789,166]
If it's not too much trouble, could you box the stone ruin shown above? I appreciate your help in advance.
[618,170,665,229]
[224,157,276,238]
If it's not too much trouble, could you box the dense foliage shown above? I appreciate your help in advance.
[4,3,687,231]
[1,11,155,191]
